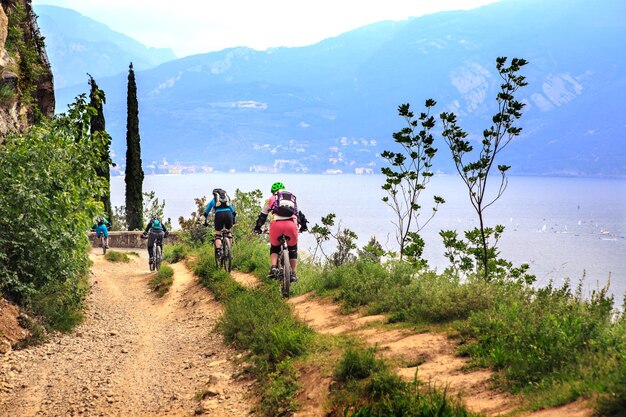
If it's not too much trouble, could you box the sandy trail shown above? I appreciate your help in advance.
[0,249,254,416]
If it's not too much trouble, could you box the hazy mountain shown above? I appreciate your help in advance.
[34,5,176,88]
[53,0,626,176]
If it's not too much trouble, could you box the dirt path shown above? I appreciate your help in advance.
[232,271,592,417]
[0,249,254,416]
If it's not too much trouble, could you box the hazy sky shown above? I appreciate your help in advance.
[32,0,500,57]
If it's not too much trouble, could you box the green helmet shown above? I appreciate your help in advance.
[270,181,285,194]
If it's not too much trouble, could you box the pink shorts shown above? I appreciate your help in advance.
[269,219,298,246]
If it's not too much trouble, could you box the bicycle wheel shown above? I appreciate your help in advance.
[155,245,162,271]
[222,238,232,272]
[280,246,291,298]
[101,237,107,255]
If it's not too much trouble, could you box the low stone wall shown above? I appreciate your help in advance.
[88,231,179,249]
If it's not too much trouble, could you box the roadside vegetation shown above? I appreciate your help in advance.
[0,95,109,332]
[148,263,174,297]
[104,250,131,263]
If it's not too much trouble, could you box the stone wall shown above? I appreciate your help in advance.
[88,231,180,249]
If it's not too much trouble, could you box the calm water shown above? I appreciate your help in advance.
[111,174,626,301]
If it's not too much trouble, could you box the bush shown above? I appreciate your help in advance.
[459,280,616,390]
[0,96,107,330]
[331,346,476,417]
[149,264,174,297]
[258,360,300,416]
[220,287,313,363]
[104,250,130,263]
[375,271,500,323]
[335,346,384,382]
[163,242,188,263]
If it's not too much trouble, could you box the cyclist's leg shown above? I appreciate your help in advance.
[147,232,156,260]
[156,230,164,251]
[224,212,234,248]
[288,244,298,270]
[214,212,229,250]
[269,245,280,267]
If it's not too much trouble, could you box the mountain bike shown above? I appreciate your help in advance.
[276,235,292,298]
[152,239,163,271]
[142,232,166,271]
[214,227,233,272]
[99,234,108,255]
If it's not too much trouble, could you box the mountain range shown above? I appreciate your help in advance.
[42,0,626,176]
[34,5,176,88]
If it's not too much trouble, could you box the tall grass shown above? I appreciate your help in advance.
[330,345,480,417]
[104,250,130,263]
[149,264,174,297]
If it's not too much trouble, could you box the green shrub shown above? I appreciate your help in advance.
[104,250,130,263]
[335,346,384,382]
[374,271,500,323]
[258,360,300,417]
[0,96,106,330]
[220,287,313,363]
[232,234,270,278]
[460,280,615,390]
[163,242,187,263]
[29,276,89,331]
[149,264,174,297]
[331,346,477,417]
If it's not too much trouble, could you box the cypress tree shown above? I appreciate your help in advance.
[124,63,144,230]
[88,74,113,224]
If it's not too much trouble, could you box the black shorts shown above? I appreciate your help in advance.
[214,211,233,232]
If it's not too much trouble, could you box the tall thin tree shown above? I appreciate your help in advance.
[88,74,113,224]
[440,57,528,281]
[124,63,144,230]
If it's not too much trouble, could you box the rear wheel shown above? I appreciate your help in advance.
[155,245,162,271]
[222,238,232,272]
[280,247,291,298]
[101,237,107,255]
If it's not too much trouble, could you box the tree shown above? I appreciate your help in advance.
[381,100,445,264]
[88,74,113,224]
[124,62,144,230]
[439,57,528,281]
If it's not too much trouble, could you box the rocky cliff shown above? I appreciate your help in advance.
[0,0,54,137]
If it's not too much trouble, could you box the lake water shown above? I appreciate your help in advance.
[111,174,626,302]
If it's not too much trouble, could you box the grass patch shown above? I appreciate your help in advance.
[14,313,47,349]
[104,250,130,263]
[28,274,88,332]
[149,263,174,297]
[163,242,188,263]
[329,344,479,417]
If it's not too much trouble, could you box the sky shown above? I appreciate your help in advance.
[32,0,500,58]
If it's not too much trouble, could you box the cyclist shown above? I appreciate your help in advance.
[93,217,111,248]
[203,188,236,258]
[141,215,169,268]
[254,182,308,282]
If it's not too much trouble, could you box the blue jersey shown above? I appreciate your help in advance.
[95,224,109,238]
[204,199,236,216]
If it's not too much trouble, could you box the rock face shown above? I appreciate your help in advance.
[0,0,55,137]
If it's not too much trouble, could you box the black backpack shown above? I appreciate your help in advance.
[213,189,231,208]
